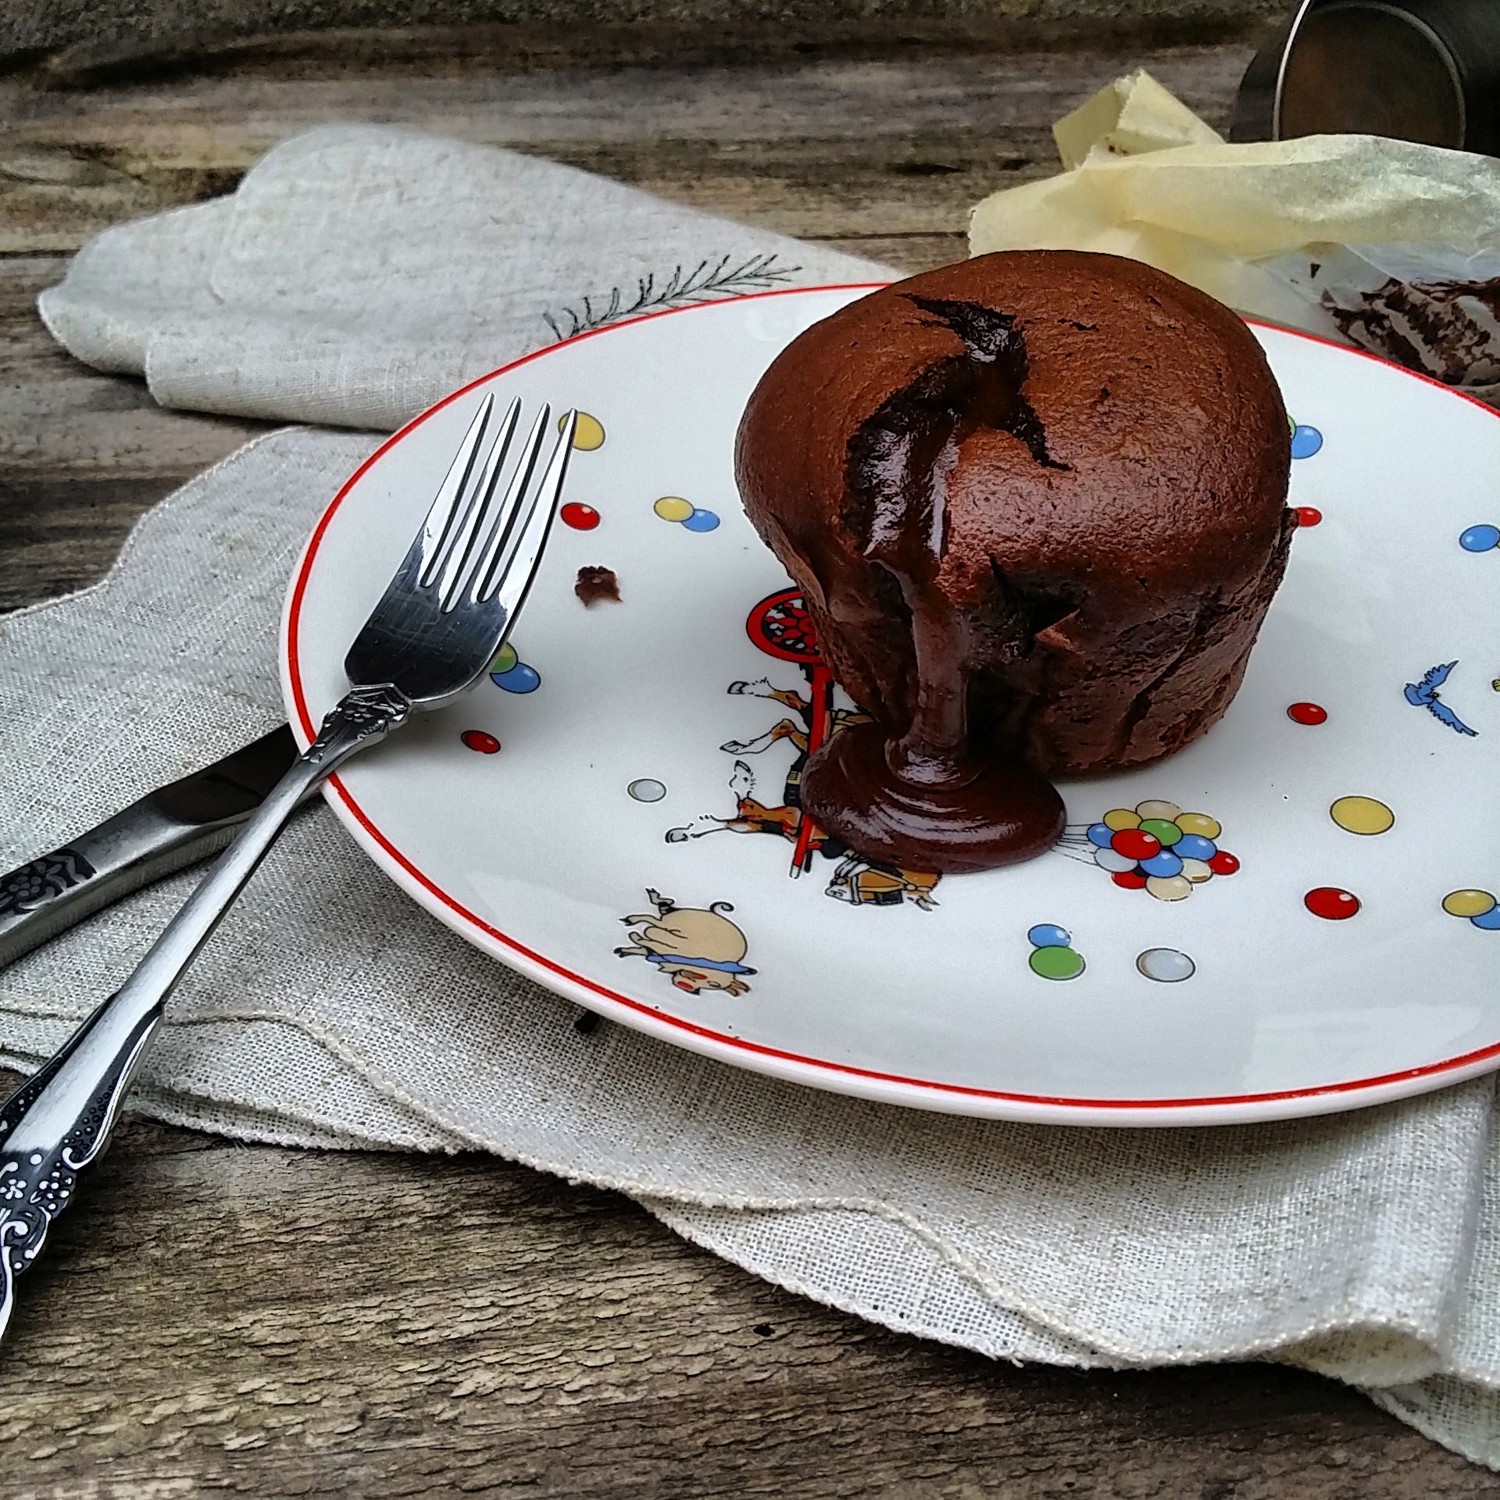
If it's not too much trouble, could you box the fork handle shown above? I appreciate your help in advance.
[0,684,410,1338]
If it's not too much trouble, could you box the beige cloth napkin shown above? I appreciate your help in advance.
[9,124,1500,1466]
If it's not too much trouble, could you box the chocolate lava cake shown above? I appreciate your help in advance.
[733,251,1295,874]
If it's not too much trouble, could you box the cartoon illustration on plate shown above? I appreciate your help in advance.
[665,588,942,909]
[1027,923,1086,981]
[614,887,757,995]
[1289,417,1323,460]
[1403,660,1478,737]
[1443,889,1500,931]
[1056,800,1239,902]
[489,641,542,694]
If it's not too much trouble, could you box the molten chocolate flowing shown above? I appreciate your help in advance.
[802,298,1066,871]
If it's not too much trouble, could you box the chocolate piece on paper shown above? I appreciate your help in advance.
[1323,276,1500,388]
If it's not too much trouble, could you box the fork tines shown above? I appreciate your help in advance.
[417,395,578,615]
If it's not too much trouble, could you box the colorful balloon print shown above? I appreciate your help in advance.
[1112,829,1162,861]
[1459,524,1499,553]
[1175,813,1221,840]
[1305,886,1360,920]
[1027,923,1085,980]
[1139,818,1182,847]
[492,660,541,693]
[1134,800,1180,821]
[1027,923,1072,949]
[1443,889,1500,931]
[1329,796,1395,836]
[566,412,606,450]
[654,496,693,522]
[1137,948,1196,983]
[560,502,600,530]
[1443,889,1496,919]
[1289,424,1323,459]
[1173,834,1218,862]
[1078,801,1237,902]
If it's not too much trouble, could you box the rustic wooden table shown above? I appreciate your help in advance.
[1,20,1495,1497]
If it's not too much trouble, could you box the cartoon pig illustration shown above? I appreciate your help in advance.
[614,888,756,996]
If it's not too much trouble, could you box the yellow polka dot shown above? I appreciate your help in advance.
[1146,874,1192,902]
[654,495,694,523]
[1330,796,1395,836]
[1443,889,1497,919]
[1179,858,1213,884]
[1175,812,1221,839]
[1135,799,1180,821]
[566,411,606,451]
[1103,808,1140,832]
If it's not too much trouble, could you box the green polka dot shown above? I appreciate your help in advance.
[1139,818,1182,847]
[1029,946,1085,981]
[489,641,518,674]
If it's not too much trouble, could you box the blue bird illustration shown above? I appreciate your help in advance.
[1404,661,1478,736]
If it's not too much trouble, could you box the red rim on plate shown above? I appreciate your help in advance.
[283,283,1500,1124]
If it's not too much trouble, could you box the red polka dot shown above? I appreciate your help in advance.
[1305,886,1359,920]
[1287,701,1327,725]
[461,730,501,754]
[1294,506,1323,528]
[1112,869,1148,889]
[1112,829,1161,861]
[560,503,600,531]
[1208,851,1239,876]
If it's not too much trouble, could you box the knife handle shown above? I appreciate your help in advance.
[0,726,303,972]
[0,815,243,972]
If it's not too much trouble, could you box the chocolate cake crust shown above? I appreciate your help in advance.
[734,251,1293,872]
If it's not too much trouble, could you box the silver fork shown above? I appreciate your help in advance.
[0,394,576,1341]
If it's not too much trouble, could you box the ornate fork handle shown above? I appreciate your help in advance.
[0,685,410,1336]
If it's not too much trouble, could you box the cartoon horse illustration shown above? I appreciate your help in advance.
[666,673,939,909]
[614,888,756,996]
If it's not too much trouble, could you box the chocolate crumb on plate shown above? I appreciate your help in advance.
[575,565,620,606]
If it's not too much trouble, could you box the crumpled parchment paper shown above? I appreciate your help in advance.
[970,70,1500,403]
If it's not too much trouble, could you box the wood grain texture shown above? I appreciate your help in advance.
[0,27,1491,1497]
[2,1081,1493,1500]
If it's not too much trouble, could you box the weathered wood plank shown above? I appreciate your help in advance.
[7,5,1281,73]
[0,44,1250,252]
[0,1083,1489,1500]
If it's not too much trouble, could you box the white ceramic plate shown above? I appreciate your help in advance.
[280,285,1500,1127]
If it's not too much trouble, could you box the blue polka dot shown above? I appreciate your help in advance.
[1027,923,1072,949]
[682,508,721,533]
[1460,524,1500,553]
[1173,834,1218,862]
[1140,850,1184,878]
[492,662,541,694]
[1290,424,1323,460]
[1086,823,1114,848]
[1472,907,1500,930]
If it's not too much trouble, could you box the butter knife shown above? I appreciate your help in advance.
[0,727,299,969]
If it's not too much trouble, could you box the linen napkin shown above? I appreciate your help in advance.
[9,124,1500,1466]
